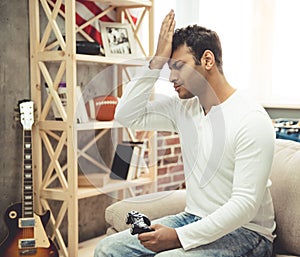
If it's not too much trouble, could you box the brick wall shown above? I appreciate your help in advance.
[134,131,184,195]
[156,131,184,191]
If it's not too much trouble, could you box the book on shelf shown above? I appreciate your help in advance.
[126,141,146,180]
[110,141,145,180]
[76,85,89,123]
[45,83,89,123]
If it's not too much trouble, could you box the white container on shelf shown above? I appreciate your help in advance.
[46,82,89,123]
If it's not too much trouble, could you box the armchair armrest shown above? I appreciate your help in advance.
[105,190,186,233]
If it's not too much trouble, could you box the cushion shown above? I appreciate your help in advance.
[270,139,300,255]
[105,190,186,233]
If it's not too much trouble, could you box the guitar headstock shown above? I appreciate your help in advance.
[18,100,34,131]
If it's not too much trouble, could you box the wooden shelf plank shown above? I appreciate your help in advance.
[38,51,66,61]
[76,54,149,66]
[40,178,154,200]
[37,52,149,66]
[38,120,123,131]
[78,177,153,199]
[76,120,123,130]
[39,120,68,131]
[84,0,152,7]
[40,188,69,201]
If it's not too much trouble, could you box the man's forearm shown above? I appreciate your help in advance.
[149,56,167,70]
[114,66,160,127]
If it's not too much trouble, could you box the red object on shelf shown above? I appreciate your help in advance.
[86,95,118,121]
[49,0,137,46]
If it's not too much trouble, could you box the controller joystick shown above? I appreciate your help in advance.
[126,211,153,235]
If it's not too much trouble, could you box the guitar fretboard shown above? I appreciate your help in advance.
[23,130,33,218]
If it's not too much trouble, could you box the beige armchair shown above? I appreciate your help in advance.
[105,139,300,257]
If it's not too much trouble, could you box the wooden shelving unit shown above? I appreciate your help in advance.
[28,1,156,256]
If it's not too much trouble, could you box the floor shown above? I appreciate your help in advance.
[78,235,105,257]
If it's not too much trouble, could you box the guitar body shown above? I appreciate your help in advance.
[0,203,59,257]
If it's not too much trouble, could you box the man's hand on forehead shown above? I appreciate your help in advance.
[149,10,176,70]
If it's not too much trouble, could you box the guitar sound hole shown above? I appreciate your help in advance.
[8,210,17,219]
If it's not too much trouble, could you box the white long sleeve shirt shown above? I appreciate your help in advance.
[114,67,276,251]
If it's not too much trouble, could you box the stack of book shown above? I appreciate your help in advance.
[110,141,146,180]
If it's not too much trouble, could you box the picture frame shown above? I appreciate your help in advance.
[100,21,137,58]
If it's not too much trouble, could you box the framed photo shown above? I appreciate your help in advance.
[100,22,137,58]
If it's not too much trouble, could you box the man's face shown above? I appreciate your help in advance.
[168,44,207,99]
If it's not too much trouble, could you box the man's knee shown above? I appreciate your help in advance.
[94,237,114,257]
[155,249,184,257]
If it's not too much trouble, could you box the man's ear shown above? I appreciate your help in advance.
[201,50,215,70]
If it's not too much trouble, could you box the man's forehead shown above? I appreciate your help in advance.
[172,44,190,56]
[169,48,192,67]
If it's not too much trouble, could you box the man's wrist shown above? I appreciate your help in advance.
[149,56,167,70]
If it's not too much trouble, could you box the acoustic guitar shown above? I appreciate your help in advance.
[0,100,59,257]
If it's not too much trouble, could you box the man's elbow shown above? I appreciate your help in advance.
[114,108,131,127]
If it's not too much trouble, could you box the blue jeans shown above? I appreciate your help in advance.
[94,212,273,257]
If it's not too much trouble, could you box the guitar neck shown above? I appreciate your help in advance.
[23,129,34,219]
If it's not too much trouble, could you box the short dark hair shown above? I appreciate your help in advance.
[172,25,223,74]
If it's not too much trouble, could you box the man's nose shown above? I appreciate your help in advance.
[169,70,179,83]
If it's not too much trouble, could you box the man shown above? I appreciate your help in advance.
[94,10,275,257]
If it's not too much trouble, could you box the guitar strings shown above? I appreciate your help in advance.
[22,130,34,242]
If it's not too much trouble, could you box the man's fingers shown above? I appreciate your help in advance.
[150,10,175,69]
[168,10,175,26]
[166,10,175,31]
[164,9,174,21]
[170,19,176,31]
[161,10,175,33]
[138,230,155,242]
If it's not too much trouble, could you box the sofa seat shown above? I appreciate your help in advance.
[105,139,300,256]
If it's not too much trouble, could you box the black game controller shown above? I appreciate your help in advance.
[126,211,153,235]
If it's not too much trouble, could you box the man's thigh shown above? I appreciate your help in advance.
[155,227,273,257]
[94,228,154,257]
[95,212,272,257]
[94,213,191,257]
